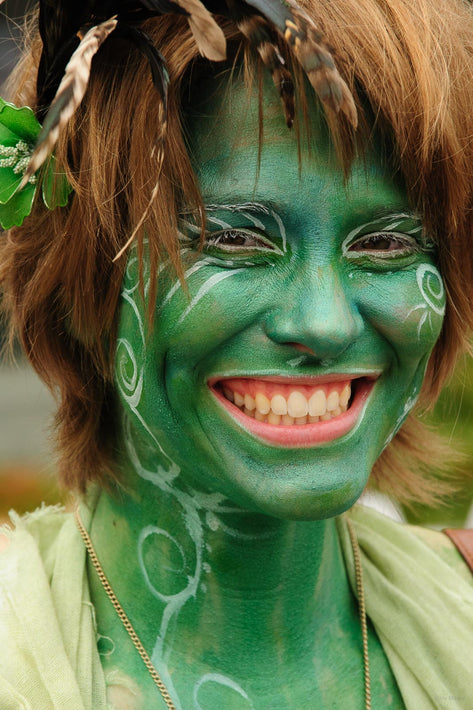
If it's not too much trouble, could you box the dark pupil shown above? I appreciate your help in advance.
[219,231,247,245]
[361,235,395,250]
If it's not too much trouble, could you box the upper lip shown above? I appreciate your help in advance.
[207,372,381,387]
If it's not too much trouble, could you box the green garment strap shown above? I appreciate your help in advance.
[0,505,107,710]
[339,505,473,710]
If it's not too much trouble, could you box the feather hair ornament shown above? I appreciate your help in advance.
[231,12,296,128]
[20,17,119,189]
[27,0,356,180]
[1,0,358,238]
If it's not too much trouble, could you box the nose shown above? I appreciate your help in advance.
[264,265,363,361]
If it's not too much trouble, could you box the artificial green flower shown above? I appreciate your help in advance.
[0,98,71,230]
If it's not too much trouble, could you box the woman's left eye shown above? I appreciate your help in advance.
[347,231,420,256]
[204,229,278,254]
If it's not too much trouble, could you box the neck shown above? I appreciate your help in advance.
[87,427,361,705]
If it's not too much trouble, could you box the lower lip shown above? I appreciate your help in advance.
[211,379,375,448]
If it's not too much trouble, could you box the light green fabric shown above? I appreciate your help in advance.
[0,504,107,710]
[338,506,473,710]
[0,503,472,709]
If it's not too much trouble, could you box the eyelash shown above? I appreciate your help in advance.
[203,229,278,253]
[194,224,425,265]
[346,231,421,257]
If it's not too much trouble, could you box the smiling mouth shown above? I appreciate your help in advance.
[210,375,377,447]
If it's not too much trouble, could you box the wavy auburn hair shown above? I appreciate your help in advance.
[2,0,473,505]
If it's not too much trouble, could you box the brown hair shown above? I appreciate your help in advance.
[2,0,473,505]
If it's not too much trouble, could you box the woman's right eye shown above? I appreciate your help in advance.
[204,229,280,255]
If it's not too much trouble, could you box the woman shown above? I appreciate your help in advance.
[1,0,473,708]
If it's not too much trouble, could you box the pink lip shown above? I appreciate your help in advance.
[209,376,376,448]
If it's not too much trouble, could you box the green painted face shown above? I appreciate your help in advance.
[116,75,445,520]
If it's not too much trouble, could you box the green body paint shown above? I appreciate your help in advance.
[88,75,444,708]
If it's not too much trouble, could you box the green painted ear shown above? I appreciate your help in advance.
[0,98,72,230]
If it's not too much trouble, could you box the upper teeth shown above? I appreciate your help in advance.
[221,381,352,425]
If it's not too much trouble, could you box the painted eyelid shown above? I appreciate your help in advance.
[341,214,422,253]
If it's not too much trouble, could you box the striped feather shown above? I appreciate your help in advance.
[237,14,295,128]
[229,0,357,126]
[177,0,226,60]
[21,17,118,189]
[283,0,357,125]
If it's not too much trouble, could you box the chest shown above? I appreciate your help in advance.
[97,618,405,710]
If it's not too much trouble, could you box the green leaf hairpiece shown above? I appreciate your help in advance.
[0,98,72,230]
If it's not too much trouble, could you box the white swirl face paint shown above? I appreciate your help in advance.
[404,263,446,340]
[109,72,448,707]
[114,241,277,706]
[193,674,255,710]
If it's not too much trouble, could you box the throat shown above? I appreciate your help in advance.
[86,488,393,710]
[89,488,356,659]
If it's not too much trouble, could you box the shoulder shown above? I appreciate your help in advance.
[407,521,473,584]
[343,503,473,590]
[0,504,106,708]
[341,505,473,706]
[0,503,76,583]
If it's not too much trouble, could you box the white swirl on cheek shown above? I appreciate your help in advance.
[177,270,245,325]
[161,258,215,308]
[115,337,144,409]
[416,264,445,316]
[404,263,446,341]
[122,247,152,297]
[123,255,141,296]
[118,251,180,474]
[115,273,146,410]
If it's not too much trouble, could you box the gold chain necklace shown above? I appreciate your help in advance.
[74,507,371,710]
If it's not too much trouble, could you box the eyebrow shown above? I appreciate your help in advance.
[341,212,426,255]
[205,202,287,252]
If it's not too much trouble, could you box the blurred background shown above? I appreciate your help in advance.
[1,0,64,522]
[1,0,472,527]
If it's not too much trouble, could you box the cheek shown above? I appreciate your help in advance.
[157,268,262,354]
[354,263,445,359]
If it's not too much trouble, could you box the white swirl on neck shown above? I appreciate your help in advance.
[193,674,254,710]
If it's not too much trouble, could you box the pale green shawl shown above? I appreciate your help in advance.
[1,503,472,709]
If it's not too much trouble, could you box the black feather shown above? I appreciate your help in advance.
[37,1,93,106]
[37,34,81,116]
[36,0,188,108]
[113,23,170,109]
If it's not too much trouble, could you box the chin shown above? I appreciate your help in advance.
[205,459,371,522]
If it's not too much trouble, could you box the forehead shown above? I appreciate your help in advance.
[186,71,332,177]
[185,73,408,230]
